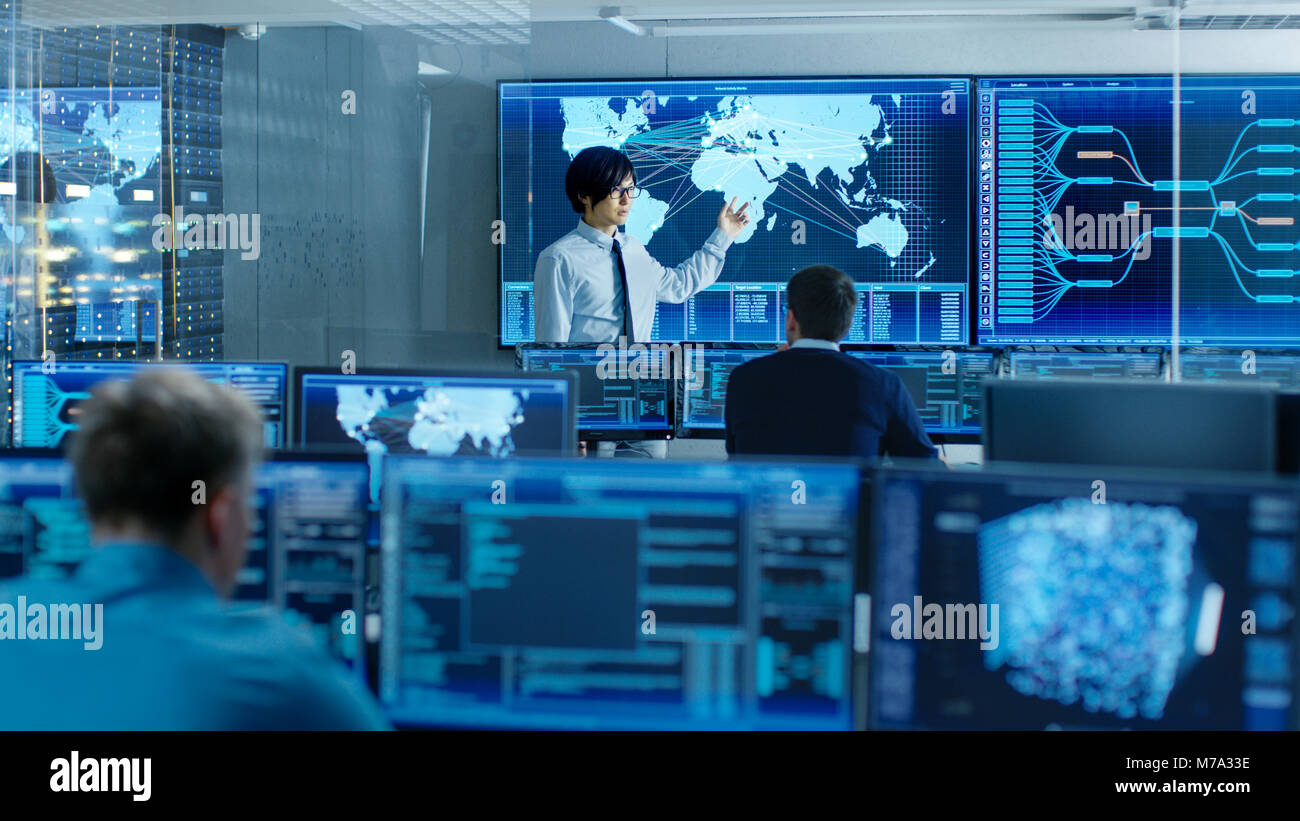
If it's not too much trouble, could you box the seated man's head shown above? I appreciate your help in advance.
[785,264,858,343]
[68,368,265,597]
[566,146,638,230]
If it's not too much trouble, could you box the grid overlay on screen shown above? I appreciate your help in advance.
[980,75,1300,347]
[500,77,970,345]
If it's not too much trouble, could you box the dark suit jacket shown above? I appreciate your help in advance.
[724,346,938,460]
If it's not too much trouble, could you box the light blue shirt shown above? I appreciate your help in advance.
[790,338,841,352]
[533,218,733,343]
[0,542,390,730]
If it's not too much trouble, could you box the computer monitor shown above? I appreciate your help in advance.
[0,449,369,670]
[231,452,371,672]
[1178,351,1300,389]
[1277,393,1300,476]
[0,450,87,580]
[843,348,996,441]
[867,461,1299,730]
[294,367,578,503]
[9,360,289,448]
[677,345,776,438]
[1006,351,1163,380]
[984,379,1276,472]
[516,343,675,441]
[379,455,864,729]
[500,77,971,346]
[978,74,1300,348]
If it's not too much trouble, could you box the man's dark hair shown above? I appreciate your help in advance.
[68,367,265,544]
[786,265,859,342]
[565,146,637,213]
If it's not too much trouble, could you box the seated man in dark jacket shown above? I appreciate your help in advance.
[725,264,939,462]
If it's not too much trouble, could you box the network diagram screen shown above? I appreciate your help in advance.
[500,77,971,345]
[0,454,87,581]
[979,75,1300,347]
[380,456,861,730]
[869,463,1298,730]
[844,349,995,436]
[1006,351,1164,379]
[679,347,775,434]
[517,345,673,438]
[9,360,288,448]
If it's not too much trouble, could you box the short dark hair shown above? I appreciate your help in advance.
[786,265,859,342]
[68,367,265,544]
[565,146,636,213]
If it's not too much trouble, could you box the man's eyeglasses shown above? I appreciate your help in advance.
[607,185,641,200]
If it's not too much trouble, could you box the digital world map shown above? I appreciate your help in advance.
[499,79,970,345]
[334,385,526,457]
[560,93,917,265]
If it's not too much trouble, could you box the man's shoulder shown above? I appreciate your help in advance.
[192,607,383,728]
[539,227,587,257]
[209,604,328,661]
[737,348,900,387]
[728,350,779,382]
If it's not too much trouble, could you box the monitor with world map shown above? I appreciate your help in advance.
[499,77,971,346]
[293,367,578,503]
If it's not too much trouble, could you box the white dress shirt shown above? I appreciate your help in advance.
[789,338,841,351]
[532,218,733,343]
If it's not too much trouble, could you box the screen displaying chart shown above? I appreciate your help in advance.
[381,456,861,730]
[679,346,774,435]
[1006,351,1164,380]
[10,360,288,448]
[844,348,995,436]
[501,77,970,345]
[516,344,673,439]
[979,75,1300,347]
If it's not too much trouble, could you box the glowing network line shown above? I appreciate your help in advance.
[613,101,907,251]
[997,100,1300,325]
[20,375,91,448]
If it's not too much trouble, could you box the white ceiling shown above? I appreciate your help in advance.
[16,0,1300,42]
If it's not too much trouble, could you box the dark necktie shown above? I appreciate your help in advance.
[611,237,636,342]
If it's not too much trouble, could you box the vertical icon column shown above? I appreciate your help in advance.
[978,90,994,334]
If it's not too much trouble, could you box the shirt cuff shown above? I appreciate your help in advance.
[703,226,734,256]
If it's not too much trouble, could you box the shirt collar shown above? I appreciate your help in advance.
[790,338,841,352]
[574,217,622,250]
[76,541,218,598]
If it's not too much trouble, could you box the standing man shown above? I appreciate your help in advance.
[533,145,750,456]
